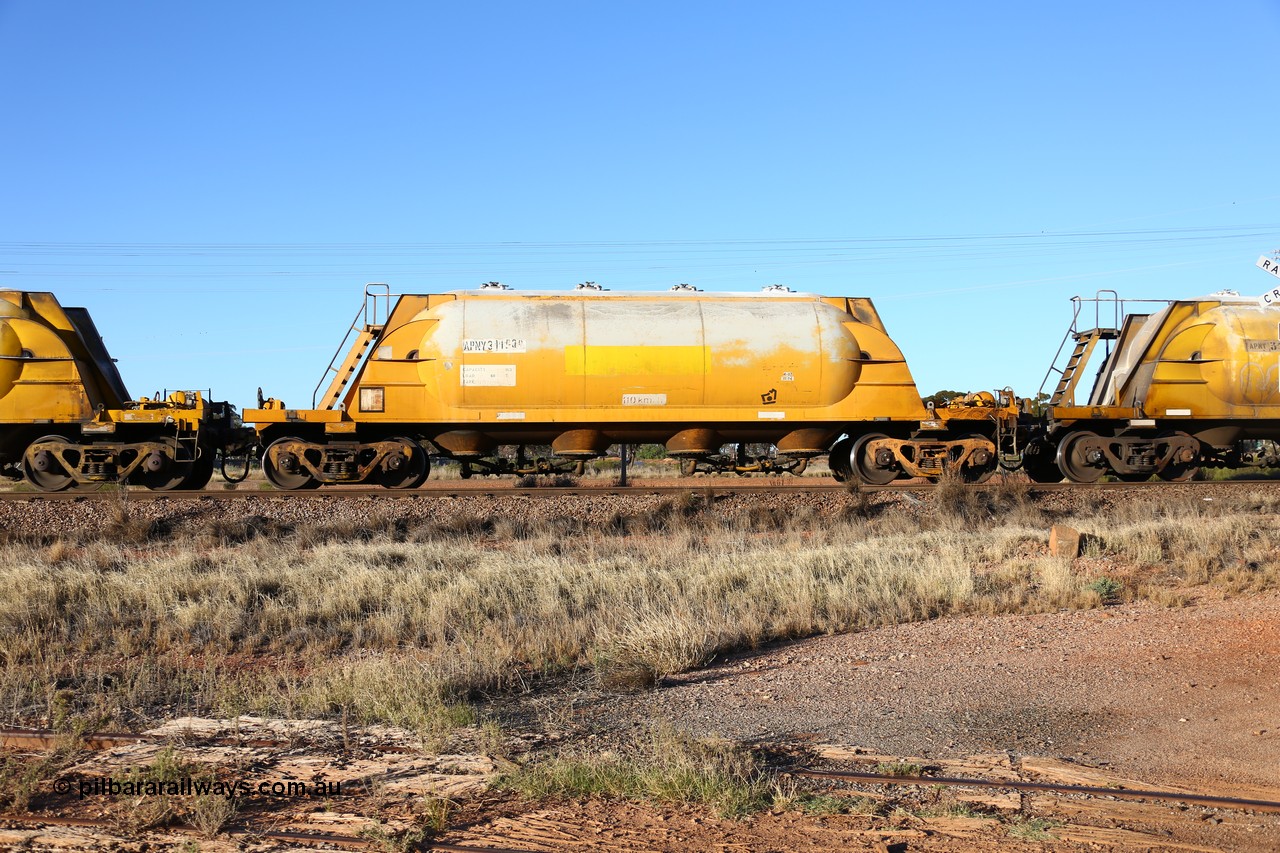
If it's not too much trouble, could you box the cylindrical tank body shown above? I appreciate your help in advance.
[411,294,862,411]
[344,289,930,457]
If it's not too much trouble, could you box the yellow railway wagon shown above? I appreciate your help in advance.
[0,290,251,491]
[1026,293,1280,482]
[247,284,1015,488]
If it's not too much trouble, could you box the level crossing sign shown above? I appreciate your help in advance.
[1257,254,1280,307]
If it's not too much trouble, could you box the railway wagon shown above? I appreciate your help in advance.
[0,290,252,491]
[1024,291,1280,483]
[245,284,1020,489]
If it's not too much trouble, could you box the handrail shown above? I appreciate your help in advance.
[364,282,391,326]
[1036,291,1173,401]
[1035,299,1083,400]
[1094,289,1119,332]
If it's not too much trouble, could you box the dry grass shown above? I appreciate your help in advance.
[1,488,1278,733]
[501,726,772,818]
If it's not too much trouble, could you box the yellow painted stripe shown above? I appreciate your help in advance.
[564,345,707,376]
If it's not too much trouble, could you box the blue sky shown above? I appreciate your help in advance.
[2,1,1278,408]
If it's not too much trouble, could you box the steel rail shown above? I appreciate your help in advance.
[0,481,876,501]
[1,725,422,754]
[0,478,1276,501]
[1,727,148,750]
[794,768,1280,814]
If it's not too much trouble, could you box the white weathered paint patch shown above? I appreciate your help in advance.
[622,393,668,406]
[461,365,516,387]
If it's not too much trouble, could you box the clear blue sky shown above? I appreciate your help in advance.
[2,1,1277,408]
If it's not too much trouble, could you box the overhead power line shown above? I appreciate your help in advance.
[0,224,1276,256]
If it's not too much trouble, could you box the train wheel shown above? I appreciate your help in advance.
[179,451,216,490]
[679,458,698,477]
[1022,444,1063,483]
[827,437,854,482]
[22,435,77,492]
[1056,431,1106,483]
[1158,465,1200,482]
[960,465,996,484]
[459,462,473,479]
[379,437,430,489]
[263,437,318,490]
[1157,432,1200,482]
[137,437,194,491]
[956,434,997,483]
[850,433,897,485]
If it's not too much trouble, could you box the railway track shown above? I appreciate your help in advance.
[0,477,1277,501]
[5,720,1277,851]
[0,813,535,853]
[13,719,1278,817]
[794,767,1280,815]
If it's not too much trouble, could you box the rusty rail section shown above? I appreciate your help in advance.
[2,480,875,501]
[795,768,1280,814]
[0,725,419,754]
[1,727,147,750]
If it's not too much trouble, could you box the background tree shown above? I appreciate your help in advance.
[922,389,966,408]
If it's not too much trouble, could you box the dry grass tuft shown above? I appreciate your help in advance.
[594,608,723,690]
[101,498,173,543]
[931,473,1043,528]
[502,727,771,818]
[839,481,873,521]
[198,514,292,546]
[631,493,708,534]
[417,512,496,539]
